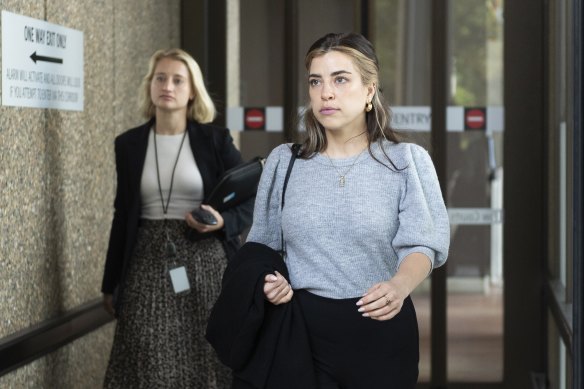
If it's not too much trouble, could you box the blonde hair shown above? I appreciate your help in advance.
[138,48,215,123]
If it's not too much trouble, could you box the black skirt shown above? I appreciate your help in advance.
[104,219,231,389]
[295,289,419,389]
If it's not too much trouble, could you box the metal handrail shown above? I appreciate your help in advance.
[0,298,112,377]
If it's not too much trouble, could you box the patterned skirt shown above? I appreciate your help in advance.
[104,219,232,389]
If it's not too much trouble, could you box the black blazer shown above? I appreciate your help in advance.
[206,242,316,389]
[101,118,254,310]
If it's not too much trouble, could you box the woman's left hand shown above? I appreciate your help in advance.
[356,278,411,321]
[185,204,225,233]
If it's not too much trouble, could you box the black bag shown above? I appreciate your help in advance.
[205,157,265,212]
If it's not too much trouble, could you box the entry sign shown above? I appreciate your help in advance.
[464,107,486,130]
[1,11,84,111]
[244,108,265,130]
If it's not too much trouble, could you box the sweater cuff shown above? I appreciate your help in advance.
[397,246,435,274]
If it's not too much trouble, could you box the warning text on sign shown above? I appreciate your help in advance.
[2,10,84,111]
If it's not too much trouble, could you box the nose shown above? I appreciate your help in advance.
[162,79,173,91]
[321,83,334,100]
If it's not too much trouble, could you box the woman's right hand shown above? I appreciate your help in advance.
[263,271,293,305]
[103,294,115,317]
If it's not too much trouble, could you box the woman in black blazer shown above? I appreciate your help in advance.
[101,48,252,389]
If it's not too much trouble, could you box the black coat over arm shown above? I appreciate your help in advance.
[206,242,316,389]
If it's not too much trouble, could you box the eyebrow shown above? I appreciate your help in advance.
[308,70,352,78]
[154,72,186,78]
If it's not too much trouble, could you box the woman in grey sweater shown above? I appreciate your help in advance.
[246,32,450,388]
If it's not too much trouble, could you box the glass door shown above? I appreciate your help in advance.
[370,0,505,385]
[445,0,504,383]
[230,0,533,386]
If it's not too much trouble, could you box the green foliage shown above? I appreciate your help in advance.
[450,0,488,106]
[372,0,503,107]
[453,86,477,106]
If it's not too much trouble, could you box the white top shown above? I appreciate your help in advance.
[140,131,204,219]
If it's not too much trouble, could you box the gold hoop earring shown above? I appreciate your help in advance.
[365,102,373,112]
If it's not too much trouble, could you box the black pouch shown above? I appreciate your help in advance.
[205,157,265,212]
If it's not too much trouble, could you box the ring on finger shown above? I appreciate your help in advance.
[383,294,391,306]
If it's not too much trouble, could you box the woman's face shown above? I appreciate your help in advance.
[150,57,194,115]
[308,51,373,136]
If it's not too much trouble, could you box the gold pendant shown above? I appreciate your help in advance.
[339,176,346,187]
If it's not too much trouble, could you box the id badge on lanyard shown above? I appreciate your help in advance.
[154,128,191,295]
[165,240,191,295]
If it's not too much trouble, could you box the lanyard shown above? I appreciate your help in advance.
[153,128,188,216]
[153,128,188,257]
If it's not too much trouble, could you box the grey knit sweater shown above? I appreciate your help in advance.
[246,141,450,299]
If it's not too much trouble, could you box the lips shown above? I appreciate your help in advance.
[319,107,338,115]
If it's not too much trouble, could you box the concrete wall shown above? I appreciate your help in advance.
[0,1,180,387]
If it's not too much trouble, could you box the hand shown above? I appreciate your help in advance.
[357,253,431,321]
[103,294,115,317]
[185,204,224,233]
[263,271,293,305]
[356,278,410,321]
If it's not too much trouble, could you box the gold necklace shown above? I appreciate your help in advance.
[324,148,367,187]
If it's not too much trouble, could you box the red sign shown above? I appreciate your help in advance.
[464,108,486,130]
[244,108,265,130]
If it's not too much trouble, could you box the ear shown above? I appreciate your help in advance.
[367,83,376,100]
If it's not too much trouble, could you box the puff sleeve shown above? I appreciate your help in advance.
[245,144,290,250]
[392,144,450,270]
